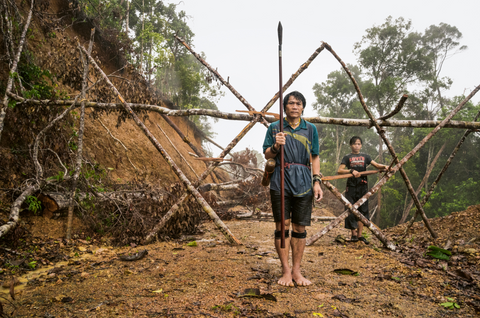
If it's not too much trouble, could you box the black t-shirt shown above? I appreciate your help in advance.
[340,153,372,187]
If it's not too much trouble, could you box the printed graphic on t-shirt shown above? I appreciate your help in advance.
[349,156,366,168]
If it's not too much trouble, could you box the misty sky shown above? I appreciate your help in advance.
[165,0,480,158]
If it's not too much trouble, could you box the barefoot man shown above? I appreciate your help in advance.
[263,91,323,286]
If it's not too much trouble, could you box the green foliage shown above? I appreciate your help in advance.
[440,298,460,310]
[18,51,56,100]
[47,171,65,182]
[426,245,451,260]
[25,195,42,214]
[27,260,37,269]
[212,303,239,315]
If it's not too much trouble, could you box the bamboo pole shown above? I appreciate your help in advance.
[325,42,437,239]
[175,35,270,129]
[77,41,241,245]
[0,0,34,142]
[158,114,220,182]
[144,43,327,243]
[66,29,95,240]
[9,94,480,130]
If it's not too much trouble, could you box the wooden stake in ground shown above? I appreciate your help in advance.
[309,176,396,251]
[77,42,241,245]
[398,142,446,224]
[66,29,95,240]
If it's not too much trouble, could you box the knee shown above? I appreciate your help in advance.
[276,220,291,230]
[291,230,307,239]
[274,230,290,239]
[292,224,305,233]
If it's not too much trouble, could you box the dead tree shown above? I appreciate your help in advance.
[66,29,95,240]
[0,0,34,141]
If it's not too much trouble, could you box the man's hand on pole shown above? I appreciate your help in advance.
[274,132,286,148]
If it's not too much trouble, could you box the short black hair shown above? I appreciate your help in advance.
[349,136,363,145]
[283,91,306,112]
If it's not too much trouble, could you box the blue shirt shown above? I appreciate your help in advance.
[262,118,319,197]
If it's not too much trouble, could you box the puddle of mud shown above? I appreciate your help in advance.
[0,246,111,295]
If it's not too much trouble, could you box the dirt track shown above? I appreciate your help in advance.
[2,206,479,317]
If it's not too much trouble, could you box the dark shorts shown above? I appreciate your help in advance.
[344,184,369,230]
[270,190,312,226]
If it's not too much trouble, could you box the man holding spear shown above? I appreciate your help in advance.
[263,91,323,286]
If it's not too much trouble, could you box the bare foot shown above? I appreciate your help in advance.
[292,272,311,286]
[277,272,294,286]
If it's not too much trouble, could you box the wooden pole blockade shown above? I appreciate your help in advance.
[145,43,327,243]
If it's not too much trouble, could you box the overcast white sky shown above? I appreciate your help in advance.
[166,0,480,158]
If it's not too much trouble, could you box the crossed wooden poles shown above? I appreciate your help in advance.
[60,39,480,248]
[163,39,479,250]
[3,20,479,247]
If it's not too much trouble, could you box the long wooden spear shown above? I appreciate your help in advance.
[278,22,285,248]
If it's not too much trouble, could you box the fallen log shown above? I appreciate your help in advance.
[38,193,70,218]
[198,175,256,192]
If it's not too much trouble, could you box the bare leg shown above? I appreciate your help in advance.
[275,220,293,286]
[291,223,311,286]
[357,221,364,238]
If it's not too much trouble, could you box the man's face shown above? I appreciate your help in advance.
[350,140,362,154]
[285,96,304,119]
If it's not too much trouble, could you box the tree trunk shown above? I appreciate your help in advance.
[125,0,129,34]
[0,0,34,142]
